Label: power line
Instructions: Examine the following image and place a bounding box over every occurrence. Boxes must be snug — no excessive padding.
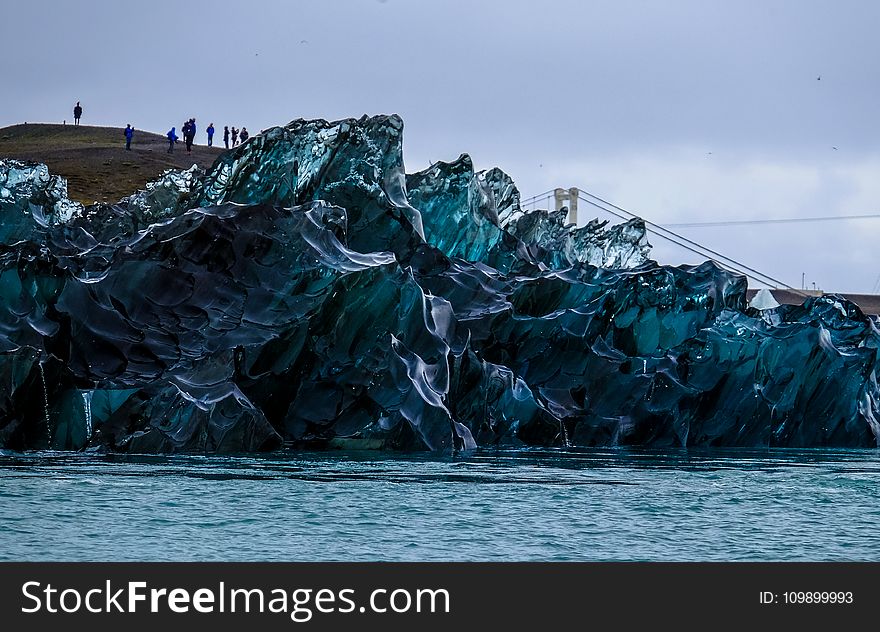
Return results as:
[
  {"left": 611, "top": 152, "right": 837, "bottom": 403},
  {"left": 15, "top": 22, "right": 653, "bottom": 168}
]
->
[{"left": 666, "top": 212, "right": 880, "bottom": 228}]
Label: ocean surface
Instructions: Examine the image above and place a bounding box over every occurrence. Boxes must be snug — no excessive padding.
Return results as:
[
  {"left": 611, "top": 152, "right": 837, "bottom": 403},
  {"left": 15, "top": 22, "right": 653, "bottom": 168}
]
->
[{"left": 1, "top": 447, "right": 878, "bottom": 561}]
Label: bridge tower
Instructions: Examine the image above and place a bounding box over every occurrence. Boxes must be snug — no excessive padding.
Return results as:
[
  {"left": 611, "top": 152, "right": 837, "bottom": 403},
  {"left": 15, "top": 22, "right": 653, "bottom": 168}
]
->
[{"left": 554, "top": 187, "right": 579, "bottom": 225}]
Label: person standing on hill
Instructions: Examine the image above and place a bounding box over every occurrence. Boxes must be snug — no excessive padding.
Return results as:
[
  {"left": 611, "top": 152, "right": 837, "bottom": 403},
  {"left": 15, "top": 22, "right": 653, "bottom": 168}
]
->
[
  {"left": 206, "top": 123, "right": 215, "bottom": 147},
  {"left": 231, "top": 127, "right": 239, "bottom": 147},
  {"left": 73, "top": 102, "right": 83, "bottom": 125},
  {"left": 223, "top": 125, "right": 230, "bottom": 149},
  {"left": 124, "top": 124, "right": 134, "bottom": 150},
  {"left": 167, "top": 127, "right": 178, "bottom": 153},
  {"left": 239, "top": 127, "right": 249, "bottom": 143},
  {"left": 183, "top": 118, "right": 195, "bottom": 152}
]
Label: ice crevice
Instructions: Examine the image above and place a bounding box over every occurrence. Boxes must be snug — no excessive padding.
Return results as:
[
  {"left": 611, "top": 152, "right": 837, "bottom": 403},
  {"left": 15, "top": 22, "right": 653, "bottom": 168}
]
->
[{"left": 0, "top": 114, "right": 877, "bottom": 453}]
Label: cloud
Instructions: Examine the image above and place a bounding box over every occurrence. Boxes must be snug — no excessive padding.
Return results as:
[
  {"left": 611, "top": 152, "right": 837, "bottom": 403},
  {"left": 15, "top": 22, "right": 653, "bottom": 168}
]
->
[{"left": 4, "top": 0, "right": 880, "bottom": 293}]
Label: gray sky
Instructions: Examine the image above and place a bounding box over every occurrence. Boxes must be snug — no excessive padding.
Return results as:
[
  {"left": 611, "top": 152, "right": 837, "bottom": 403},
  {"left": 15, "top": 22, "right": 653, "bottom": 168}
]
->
[{"left": 3, "top": 0, "right": 880, "bottom": 292}]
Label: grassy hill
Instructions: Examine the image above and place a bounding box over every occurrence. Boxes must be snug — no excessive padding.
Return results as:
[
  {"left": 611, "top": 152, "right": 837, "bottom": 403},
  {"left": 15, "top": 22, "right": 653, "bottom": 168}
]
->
[{"left": 0, "top": 123, "right": 225, "bottom": 204}]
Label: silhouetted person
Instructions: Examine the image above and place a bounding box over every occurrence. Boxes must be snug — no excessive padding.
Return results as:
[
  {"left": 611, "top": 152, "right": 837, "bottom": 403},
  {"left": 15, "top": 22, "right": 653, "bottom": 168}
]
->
[
  {"left": 206, "top": 123, "right": 215, "bottom": 147},
  {"left": 124, "top": 124, "right": 134, "bottom": 150},
  {"left": 231, "top": 127, "right": 239, "bottom": 147},
  {"left": 239, "top": 127, "right": 249, "bottom": 143},
  {"left": 73, "top": 102, "right": 82, "bottom": 125},
  {"left": 167, "top": 127, "right": 178, "bottom": 153},
  {"left": 223, "top": 125, "right": 230, "bottom": 149},
  {"left": 182, "top": 118, "right": 196, "bottom": 152}
]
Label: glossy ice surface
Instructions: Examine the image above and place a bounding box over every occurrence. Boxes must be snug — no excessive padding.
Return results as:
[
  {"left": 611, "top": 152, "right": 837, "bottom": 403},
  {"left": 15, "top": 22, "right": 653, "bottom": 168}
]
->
[{"left": 1, "top": 115, "right": 878, "bottom": 453}]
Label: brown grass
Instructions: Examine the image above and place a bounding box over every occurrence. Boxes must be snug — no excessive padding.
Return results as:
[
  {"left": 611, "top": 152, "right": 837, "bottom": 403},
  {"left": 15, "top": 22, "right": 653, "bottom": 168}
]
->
[{"left": 0, "top": 123, "right": 225, "bottom": 204}]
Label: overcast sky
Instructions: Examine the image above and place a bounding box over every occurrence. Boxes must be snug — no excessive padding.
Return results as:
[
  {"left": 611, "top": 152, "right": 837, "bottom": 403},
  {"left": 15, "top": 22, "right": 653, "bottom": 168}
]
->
[{"left": 3, "top": 0, "right": 879, "bottom": 292}]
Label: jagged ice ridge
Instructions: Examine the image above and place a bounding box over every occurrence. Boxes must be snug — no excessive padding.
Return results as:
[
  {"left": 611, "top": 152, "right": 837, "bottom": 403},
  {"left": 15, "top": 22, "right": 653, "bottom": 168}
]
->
[{"left": 1, "top": 114, "right": 878, "bottom": 453}]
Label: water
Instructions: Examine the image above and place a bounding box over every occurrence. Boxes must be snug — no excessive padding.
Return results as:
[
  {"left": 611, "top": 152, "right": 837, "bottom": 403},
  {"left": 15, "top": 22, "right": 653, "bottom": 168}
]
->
[{"left": 1, "top": 447, "right": 879, "bottom": 561}]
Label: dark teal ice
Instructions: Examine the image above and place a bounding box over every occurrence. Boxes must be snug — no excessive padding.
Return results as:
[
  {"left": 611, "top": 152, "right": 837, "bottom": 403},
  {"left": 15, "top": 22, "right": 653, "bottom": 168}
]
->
[{"left": 0, "top": 115, "right": 878, "bottom": 453}]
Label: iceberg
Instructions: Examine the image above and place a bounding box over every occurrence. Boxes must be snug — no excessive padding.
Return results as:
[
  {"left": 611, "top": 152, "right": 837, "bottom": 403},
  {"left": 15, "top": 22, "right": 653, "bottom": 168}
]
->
[{"left": 0, "top": 115, "right": 878, "bottom": 453}]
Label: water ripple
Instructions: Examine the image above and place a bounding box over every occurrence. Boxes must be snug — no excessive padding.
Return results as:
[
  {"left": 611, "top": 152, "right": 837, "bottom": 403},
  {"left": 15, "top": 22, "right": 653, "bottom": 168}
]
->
[{"left": 1, "top": 447, "right": 879, "bottom": 561}]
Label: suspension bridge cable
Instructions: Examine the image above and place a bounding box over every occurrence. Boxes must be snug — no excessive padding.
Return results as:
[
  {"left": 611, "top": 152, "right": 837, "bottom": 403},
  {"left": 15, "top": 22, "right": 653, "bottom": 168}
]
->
[
  {"left": 576, "top": 195, "right": 784, "bottom": 288},
  {"left": 575, "top": 191, "right": 807, "bottom": 294},
  {"left": 519, "top": 189, "right": 555, "bottom": 205},
  {"left": 871, "top": 272, "right": 880, "bottom": 295},
  {"left": 517, "top": 189, "right": 801, "bottom": 291},
  {"left": 578, "top": 191, "right": 801, "bottom": 292}
]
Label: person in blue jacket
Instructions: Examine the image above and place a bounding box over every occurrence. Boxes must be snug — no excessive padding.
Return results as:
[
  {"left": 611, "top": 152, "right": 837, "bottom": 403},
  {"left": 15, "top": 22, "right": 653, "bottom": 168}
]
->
[
  {"left": 206, "top": 123, "right": 215, "bottom": 147},
  {"left": 124, "top": 124, "right": 134, "bottom": 150},
  {"left": 167, "top": 127, "right": 178, "bottom": 153}
]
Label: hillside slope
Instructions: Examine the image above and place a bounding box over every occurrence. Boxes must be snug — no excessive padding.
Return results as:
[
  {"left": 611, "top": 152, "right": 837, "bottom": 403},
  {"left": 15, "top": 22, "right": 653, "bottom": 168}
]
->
[{"left": 0, "top": 123, "right": 225, "bottom": 204}]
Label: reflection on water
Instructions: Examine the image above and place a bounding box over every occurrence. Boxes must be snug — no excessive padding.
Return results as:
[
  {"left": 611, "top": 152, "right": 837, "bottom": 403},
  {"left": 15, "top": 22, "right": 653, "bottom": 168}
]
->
[{"left": 1, "top": 447, "right": 879, "bottom": 561}]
